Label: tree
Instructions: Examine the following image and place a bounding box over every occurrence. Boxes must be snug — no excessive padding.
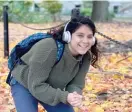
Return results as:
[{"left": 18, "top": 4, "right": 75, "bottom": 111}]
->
[
  {"left": 81, "top": 1, "right": 93, "bottom": 17},
  {"left": 0, "top": 1, "right": 7, "bottom": 20},
  {"left": 41, "top": 0, "right": 62, "bottom": 21},
  {"left": 83, "top": 1, "right": 93, "bottom": 8},
  {"left": 91, "top": 1, "right": 109, "bottom": 22},
  {"left": 0, "top": 1, "right": 32, "bottom": 22}
]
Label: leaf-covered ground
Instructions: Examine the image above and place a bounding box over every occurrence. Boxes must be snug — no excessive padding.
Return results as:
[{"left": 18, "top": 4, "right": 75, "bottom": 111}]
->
[{"left": 0, "top": 22, "right": 132, "bottom": 112}]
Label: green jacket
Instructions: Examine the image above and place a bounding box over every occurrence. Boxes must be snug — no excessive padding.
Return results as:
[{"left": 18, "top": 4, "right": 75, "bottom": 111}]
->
[{"left": 11, "top": 38, "right": 91, "bottom": 106}]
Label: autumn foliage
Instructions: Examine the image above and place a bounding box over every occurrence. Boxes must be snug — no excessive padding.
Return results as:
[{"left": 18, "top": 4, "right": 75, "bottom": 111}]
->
[{"left": 0, "top": 22, "right": 132, "bottom": 112}]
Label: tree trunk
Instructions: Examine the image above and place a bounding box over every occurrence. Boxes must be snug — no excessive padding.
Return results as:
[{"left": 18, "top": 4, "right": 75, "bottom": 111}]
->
[{"left": 91, "top": 1, "right": 109, "bottom": 22}]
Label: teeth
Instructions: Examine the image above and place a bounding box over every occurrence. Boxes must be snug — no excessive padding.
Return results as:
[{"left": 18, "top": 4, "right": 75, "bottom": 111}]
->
[
  {"left": 79, "top": 45, "right": 87, "bottom": 48},
  {"left": 81, "top": 46, "right": 87, "bottom": 47}
]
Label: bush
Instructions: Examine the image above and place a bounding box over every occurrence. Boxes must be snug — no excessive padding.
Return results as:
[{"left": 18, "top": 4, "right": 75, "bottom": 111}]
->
[
  {"left": 9, "top": 11, "right": 53, "bottom": 23},
  {"left": 81, "top": 8, "right": 92, "bottom": 17}
]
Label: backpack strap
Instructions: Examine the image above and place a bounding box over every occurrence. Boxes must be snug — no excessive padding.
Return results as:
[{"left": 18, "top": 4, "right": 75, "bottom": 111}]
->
[{"left": 54, "top": 40, "right": 65, "bottom": 65}]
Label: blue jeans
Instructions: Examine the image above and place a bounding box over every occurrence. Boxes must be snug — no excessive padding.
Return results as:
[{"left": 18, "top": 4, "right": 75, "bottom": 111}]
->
[{"left": 10, "top": 77, "right": 74, "bottom": 112}]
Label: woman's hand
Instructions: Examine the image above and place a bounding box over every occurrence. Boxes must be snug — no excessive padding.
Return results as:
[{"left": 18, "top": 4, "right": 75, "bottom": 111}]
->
[{"left": 67, "top": 91, "right": 83, "bottom": 107}]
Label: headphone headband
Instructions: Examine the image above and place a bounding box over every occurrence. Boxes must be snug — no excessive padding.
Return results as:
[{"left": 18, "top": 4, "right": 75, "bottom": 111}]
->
[{"left": 64, "top": 21, "right": 70, "bottom": 32}]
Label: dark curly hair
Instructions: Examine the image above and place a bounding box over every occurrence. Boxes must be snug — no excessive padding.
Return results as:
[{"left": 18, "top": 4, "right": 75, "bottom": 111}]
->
[{"left": 48, "top": 16, "right": 99, "bottom": 67}]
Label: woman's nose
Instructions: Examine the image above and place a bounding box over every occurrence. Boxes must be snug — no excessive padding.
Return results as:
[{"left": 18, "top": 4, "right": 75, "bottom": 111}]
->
[{"left": 83, "top": 37, "right": 89, "bottom": 43}]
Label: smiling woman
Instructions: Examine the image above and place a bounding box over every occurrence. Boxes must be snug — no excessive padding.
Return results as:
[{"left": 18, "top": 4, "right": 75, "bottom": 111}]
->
[
  {"left": 51, "top": 16, "right": 98, "bottom": 66},
  {"left": 8, "top": 15, "right": 99, "bottom": 112}
]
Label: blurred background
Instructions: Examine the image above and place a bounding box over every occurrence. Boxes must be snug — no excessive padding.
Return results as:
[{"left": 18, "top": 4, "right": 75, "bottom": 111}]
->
[
  {"left": 0, "top": 1, "right": 132, "bottom": 112},
  {"left": 0, "top": 0, "right": 132, "bottom": 23}
]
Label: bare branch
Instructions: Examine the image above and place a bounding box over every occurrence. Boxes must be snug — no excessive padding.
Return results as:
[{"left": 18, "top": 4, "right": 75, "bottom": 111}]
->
[{"left": 116, "top": 55, "right": 132, "bottom": 64}]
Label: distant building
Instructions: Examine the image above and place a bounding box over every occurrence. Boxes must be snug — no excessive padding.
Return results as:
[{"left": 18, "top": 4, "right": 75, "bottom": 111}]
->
[{"left": 109, "top": 1, "right": 132, "bottom": 17}]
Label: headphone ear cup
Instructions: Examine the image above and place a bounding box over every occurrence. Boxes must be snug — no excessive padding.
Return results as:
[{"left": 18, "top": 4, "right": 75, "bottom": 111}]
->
[
  {"left": 92, "top": 36, "right": 96, "bottom": 46},
  {"left": 63, "top": 31, "right": 71, "bottom": 43},
  {"left": 67, "top": 31, "right": 71, "bottom": 42}
]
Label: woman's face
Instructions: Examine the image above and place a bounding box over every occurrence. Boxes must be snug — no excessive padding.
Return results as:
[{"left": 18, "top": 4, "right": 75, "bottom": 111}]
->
[{"left": 68, "top": 25, "right": 94, "bottom": 56}]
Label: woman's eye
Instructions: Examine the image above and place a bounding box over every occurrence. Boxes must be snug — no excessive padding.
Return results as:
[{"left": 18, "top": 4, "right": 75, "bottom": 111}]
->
[
  {"left": 78, "top": 35, "right": 84, "bottom": 38},
  {"left": 88, "top": 36, "right": 93, "bottom": 39}
]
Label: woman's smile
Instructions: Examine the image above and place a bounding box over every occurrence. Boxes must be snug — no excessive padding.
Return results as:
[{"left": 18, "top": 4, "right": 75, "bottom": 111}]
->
[{"left": 78, "top": 44, "right": 89, "bottom": 49}]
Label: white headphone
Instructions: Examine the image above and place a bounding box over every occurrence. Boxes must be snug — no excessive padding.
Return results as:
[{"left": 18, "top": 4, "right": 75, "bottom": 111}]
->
[
  {"left": 62, "top": 21, "right": 96, "bottom": 46},
  {"left": 92, "top": 36, "right": 96, "bottom": 46},
  {"left": 62, "top": 21, "right": 71, "bottom": 43}
]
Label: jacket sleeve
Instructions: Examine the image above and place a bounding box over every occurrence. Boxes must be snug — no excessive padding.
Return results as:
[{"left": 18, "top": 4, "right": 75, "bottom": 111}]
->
[
  {"left": 65, "top": 52, "right": 91, "bottom": 95},
  {"left": 27, "top": 39, "right": 69, "bottom": 106}
]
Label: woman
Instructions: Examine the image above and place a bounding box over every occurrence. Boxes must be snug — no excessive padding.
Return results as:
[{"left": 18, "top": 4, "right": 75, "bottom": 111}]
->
[{"left": 9, "top": 16, "right": 99, "bottom": 112}]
